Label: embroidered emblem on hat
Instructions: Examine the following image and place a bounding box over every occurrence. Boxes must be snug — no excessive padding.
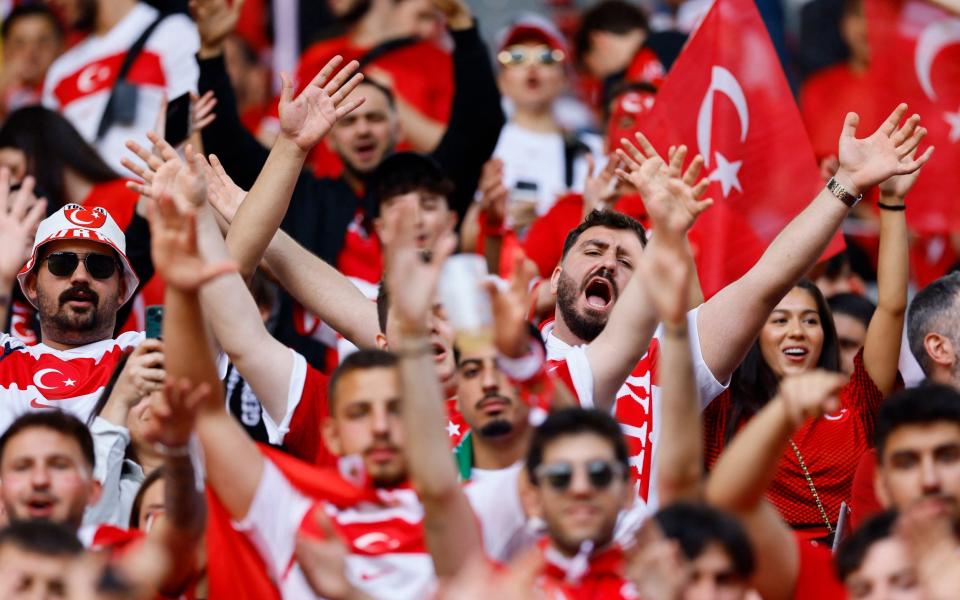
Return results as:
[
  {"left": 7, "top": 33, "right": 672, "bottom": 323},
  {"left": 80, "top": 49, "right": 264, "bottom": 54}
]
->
[{"left": 64, "top": 206, "right": 107, "bottom": 228}]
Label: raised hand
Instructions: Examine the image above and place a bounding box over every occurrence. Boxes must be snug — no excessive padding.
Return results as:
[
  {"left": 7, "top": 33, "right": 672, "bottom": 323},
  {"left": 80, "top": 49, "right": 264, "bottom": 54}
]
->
[
  {"left": 476, "top": 158, "right": 508, "bottom": 226},
  {"left": 201, "top": 153, "right": 247, "bottom": 223},
  {"left": 382, "top": 196, "right": 457, "bottom": 334},
  {"left": 277, "top": 56, "right": 365, "bottom": 152},
  {"left": 189, "top": 0, "right": 245, "bottom": 56},
  {"left": 148, "top": 195, "right": 237, "bottom": 292},
  {"left": 638, "top": 236, "right": 692, "bottom": 327},
  {"left": 878, "top": 145, "right": 930, "bottom": 201},
  {"left": 113, "top": 339, "right": 166, "bottom": 406},
  {"left": 624, "top": 520, "right": 690, "bottom": 600},
  {"left": 191, "top": 90, "right": 218, "bottom": 135},
  {"left": 615, "top": 132, "right": 712, "bottom": 236},
  {"left": 141, "top": 377, "right": 212, "bottom": 448},
  {"left": 0, "top": 170, "right": 45, "bottom": 284},
  {"left": 582, "top": 153, "right": 620, "bottom": 218},
  {"left": 435, "top": 548, "right": 543, "bottom": 600},
  {"left": 295, "top": 510, "right": 363, "bottom": 600},
  {"left": 775, "top": 370, "right": 846, "bottom": 427},
  {"left": 836, "top": 104, "right": 934, "bottom": 195},
  {"left": 482, "top": 252, "right": 539, "bottom": 358}
]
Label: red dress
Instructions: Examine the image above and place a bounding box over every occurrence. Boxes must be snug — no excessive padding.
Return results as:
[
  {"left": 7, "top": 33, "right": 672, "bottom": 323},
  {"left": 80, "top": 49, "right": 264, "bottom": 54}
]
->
[{"left": 704, "top": 350, "right": 884, "bottom": 538}]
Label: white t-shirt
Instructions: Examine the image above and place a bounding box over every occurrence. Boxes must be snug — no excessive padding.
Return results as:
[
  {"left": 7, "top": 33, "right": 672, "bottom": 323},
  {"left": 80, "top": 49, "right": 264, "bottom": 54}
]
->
[
  {"left": 235, "top": 460, "right": 437, "bottom": 599},
  {"left": 544, "top": 307, "right": 727, "bottom": 517},
  {"left": 0, "top": 331, "right": 145, "bottom": 434},
  {"left": 492, "top": 123, "right": 604, "bottom": 217},
  {"left": 42, "top": 3, "right": 199, "bottom": 172}
]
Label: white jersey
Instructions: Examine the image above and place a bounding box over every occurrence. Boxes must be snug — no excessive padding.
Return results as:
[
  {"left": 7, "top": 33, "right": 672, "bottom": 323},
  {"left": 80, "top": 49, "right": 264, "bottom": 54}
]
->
[
  {"left": 235, "top": 460, "right": 436, "bottom": 599},
  {"left": 42, "top": 3, "right": 199, "bottom": 172},
  {"left": 544, "top": 307, "right": 727, "bottom": 517},
  {"left": 0, "top": 331, "right": 145, "bottom": 434}
]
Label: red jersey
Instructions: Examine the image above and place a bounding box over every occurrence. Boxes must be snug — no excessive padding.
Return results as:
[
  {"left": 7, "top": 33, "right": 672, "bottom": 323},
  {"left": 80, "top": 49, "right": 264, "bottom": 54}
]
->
[
  {"left": 535, "top": 540, "right": 639, "bottom": 599},
  {"left": 849, "top": 449, "right": 883, "bottom": 530},
  {"left": 793, "top": 534, "right": 847, "bottom": 600},
  {"left": 799, "top": 63, "right": 882, "bottom": 161},
  {"left": 704, "top": 350, "right": 884, "bottom": 536}
]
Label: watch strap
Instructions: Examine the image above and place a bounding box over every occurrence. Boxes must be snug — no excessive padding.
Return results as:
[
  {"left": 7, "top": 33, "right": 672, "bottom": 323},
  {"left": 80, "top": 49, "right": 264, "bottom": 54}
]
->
[{"left": 826, "top": 177, "right": 862, "bottom": 208}]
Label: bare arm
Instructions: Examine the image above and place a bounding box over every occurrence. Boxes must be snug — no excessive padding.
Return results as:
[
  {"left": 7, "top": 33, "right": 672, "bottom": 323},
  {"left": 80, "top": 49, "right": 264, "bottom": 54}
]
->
[
  {"left": 0, "top": 173, "right": 44, "bottom": 329},
  {"left": 704, "top": 371, "right": 846, "bottom": 600},
  {"left": 699, "top": 105, "right": 933, "bottom": 383},
  {"left": 384, "top": 196, "right": 482, "bottom": 576},
  {"left": 863, "top": 159, "right": 926, "bottom": 394}
]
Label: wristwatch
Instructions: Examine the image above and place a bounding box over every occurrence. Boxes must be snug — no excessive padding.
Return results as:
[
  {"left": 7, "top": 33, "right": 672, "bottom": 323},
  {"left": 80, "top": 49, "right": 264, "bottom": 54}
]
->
[{"left": 826, "top": 177, "right": 862, "bottom": 208}]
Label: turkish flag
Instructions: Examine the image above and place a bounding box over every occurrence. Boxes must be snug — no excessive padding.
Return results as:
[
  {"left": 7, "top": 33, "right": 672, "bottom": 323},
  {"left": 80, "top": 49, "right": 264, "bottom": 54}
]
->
[
  {"left": 866, "top": 0, "right": 960, "bottom": 234},
  {"left": 639, "top": 0, "right": 844, "bottom": 298}
]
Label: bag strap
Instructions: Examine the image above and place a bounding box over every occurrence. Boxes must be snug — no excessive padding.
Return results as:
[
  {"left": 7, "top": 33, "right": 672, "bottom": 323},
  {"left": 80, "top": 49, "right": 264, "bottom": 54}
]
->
[
  {"left": 95, "top": 14, "right": 166, "bottom": 141},
  {"left": 563, "top": 133, "right": 591, "bottom": 189},
  {"left": 356, "top": 36, "right": 419, "bottom": 70}
]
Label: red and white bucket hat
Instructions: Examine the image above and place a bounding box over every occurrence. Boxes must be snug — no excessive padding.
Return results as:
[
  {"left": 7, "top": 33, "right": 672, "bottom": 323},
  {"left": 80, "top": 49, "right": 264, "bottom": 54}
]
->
[{"left": 16, "top": 204, "right": 140, "bottom": 308}]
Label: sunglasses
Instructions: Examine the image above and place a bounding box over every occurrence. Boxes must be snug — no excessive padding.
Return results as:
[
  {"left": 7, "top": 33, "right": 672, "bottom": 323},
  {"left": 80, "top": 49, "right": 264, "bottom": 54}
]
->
[
  {"left": 43, "top": 252, "right": 118, "bottom": 280},
  {"left": 497, "top": 45, "right": 566, "bottom": 68},
  {"left": 535, "top": 459, "right": 624, "bottom": 492}
]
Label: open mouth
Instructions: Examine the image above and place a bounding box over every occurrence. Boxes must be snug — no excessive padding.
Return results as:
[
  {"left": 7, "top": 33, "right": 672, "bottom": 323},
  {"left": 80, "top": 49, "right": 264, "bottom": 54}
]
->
[
  {"left": 583, "top": 277, "right": 614, "bottom": 310},
  {"left": 26, "top": 497, "right": 55, "bottom": 517},
  {"left": 431, "top": 341, "right": 448, "bottom": 364},
  {"left": 354, "top": 141, "right": 377, "bottom": 161},
  {"left": 782, "top": 346, "right": 809, "bottom": 361}
]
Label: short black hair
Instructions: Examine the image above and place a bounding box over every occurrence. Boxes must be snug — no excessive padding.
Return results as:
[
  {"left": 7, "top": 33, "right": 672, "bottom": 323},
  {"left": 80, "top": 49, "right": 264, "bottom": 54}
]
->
[
  {"left": 654, "top": 502, "right": 755, "bottom": 579},
  {"left": 828, "top": 292, "right": 876, "bottom": 329},
  {"left": 327, "top": 349, "right": 398, "bottom": 414},
  {"left": 0, "top": 519, "right": 83, "bottom": 556},
  {"left": 368, "top": 152, "right": 454, "bottom": 218},
  {"left": 835, "top": 510, "right": 898, "bottom": 581},
  {"left": 357, "top": 77, "right": 396, "bottom": 109},
  {"left": 376, "top": 280, "right": 390, "bottom": 334},
  {"left": 561, "top": 209, "right": 647, "bottom": 261},
  {"left": 573, "top": 0, "right": 648, "bottom": 67},
  {"left": 907, "top": 272, "right": 960, "bottom": 375},
  {"left": 526, "top": 408, "right": 629, "bottom": 484},
  {"left": 875, "top": 383, "right": 960, "bottom": 461},
  {"left": 0, "top": 411, "right": 95, "bottom": 470},
  {"left": 1, "top": 3, "right": 63, "bottom": 40}
]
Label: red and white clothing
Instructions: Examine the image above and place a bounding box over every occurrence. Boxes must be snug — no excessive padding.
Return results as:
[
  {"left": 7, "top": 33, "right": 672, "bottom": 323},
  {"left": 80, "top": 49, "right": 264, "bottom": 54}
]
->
[
  {"left": 234, "top": 458, "right": 436, "bottom": 599},
  {"left": 0, "top": 331, "right": 145, "bottom": 434},
  {"left": 41, "top": 3, "right": 199, "bottom": 172},
  {"left": 535, "top": 540, "right": 639, "bottom": 599},
  {"left": 544, "top": 307, "right": 728, "bottom": 515}
]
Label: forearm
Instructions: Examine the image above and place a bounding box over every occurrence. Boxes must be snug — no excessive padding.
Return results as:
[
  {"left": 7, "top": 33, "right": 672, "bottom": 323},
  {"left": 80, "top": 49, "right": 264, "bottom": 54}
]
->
[
  {"left": 656, "top": 326, "right": 703, "bottom": 504},
  {"left": 704, "top": 399, "right": 793, "bottom": 512},
  {"left": 394, "top": 97, "right": 444, "bottom": 152},
  {"left": 263, "top": 231, "right": 380, "bottom": 348},
  {"left": 155, "top": 455, "right": 205, "bottom": 595},
  {"left": 226, "top": 136, "right": 307, "bottom": 278},
  {"left": 163, "top": 287, "right": 221, "bottom": 392},
  {"left": 863, "top": 195, "right": 908, "bottom": 393}
]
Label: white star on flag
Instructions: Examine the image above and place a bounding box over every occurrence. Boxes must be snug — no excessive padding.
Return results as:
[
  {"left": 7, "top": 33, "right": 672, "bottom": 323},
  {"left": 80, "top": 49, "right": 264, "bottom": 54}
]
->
[
  {"left": 708, "top": 151, "right": 743, "bottom": 197},
  {"left": 445, "top": 421, "right": 461, "bottom": 438},
  {"left": 945, "top": 107, "right": 960, "bottom": 143},
  {"left": 63, "top": 378, "right": 76, "bottom": 387}
]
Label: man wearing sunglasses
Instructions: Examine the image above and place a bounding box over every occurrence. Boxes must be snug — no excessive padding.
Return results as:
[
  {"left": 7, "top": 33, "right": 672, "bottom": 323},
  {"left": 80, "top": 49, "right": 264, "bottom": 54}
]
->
[{"left": 0, "top": 203, "right": 142, "bottom": 433}]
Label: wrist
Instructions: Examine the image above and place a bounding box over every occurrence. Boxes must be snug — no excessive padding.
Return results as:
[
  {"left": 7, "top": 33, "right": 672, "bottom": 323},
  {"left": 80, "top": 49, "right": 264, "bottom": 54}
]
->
[
  {"left": 831, "top": 169, "right": 861, "bottom": 199},
  {"left": 446, "top": 13, "right": 473, "bottom": 31},
  {"left": 878, "top": 192, "right": 906, "bottom": 205},
  {"left": 275, "top": 134, "right": 310, "bottom": 158}
]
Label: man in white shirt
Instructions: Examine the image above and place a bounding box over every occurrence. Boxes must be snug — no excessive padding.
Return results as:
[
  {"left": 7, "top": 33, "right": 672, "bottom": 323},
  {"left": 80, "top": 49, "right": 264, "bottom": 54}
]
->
[{"left": 42, "top": 0, "right": 198, "bottom": 171}]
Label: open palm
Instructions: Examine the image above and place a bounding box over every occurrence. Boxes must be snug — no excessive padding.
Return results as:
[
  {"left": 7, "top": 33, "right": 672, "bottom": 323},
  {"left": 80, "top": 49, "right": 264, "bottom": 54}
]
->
[
  {"left": 0, "top": 173, "right": 45, "bottom": 281},
  {"left": 837, "top": 104, "right": 933, "bottom": 192},
  {"left": 278, "top": 56, "right": 365, "bottom": 152}
]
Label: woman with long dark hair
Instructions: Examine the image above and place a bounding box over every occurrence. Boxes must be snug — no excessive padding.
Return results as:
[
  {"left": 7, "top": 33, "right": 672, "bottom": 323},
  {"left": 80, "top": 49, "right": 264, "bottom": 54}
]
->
[{"left": 703, "top": 166, "right": 917, "bottom": 541}]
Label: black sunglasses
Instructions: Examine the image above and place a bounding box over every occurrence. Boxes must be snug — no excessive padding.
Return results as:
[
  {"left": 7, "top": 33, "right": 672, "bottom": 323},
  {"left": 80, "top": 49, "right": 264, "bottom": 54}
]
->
[
  {"left": 43, "top": 252, "right": 118, "bottom": 280},
  {"left": 535, "top": 459, "right": 624, "bottom": 492}
]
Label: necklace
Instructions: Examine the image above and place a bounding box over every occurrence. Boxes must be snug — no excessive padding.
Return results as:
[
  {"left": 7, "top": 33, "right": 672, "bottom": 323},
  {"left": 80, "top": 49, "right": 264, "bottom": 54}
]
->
[{"left": 788, "top": 439, "right": 834, "bottom": 534}]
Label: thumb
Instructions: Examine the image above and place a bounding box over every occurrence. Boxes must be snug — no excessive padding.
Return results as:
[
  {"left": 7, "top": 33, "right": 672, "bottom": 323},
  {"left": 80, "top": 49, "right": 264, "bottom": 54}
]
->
[
  {"left": 841, "top": 112, "right": 860, "bottom": 140},
  {"left": 279, "top": 72, "right": 294, "bottom": 107}
]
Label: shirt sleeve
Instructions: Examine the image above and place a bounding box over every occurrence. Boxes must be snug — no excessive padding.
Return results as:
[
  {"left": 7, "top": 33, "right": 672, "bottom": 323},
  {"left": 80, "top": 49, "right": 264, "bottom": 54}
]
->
[
  {"left": 659, "top": 305, "right": 729, "bottom": 408},
  {"left": 233, "top": 459, "right": 313, "bottom": 582},
  {"left": 83, "top": 417, "right": 133, "bottom": 528},
  {"left": 843, "top": 347, "right": 885, "bottom": 435},
  {"left": 261, "top": 349, "right": 332, "bottom": 465}
]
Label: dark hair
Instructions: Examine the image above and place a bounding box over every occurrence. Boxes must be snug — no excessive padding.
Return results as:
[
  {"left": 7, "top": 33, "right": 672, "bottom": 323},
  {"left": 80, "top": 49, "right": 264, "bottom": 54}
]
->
[
  {"left": 356, "top": 77, "right": 396, "bottom": 109},
  {"left": 561, "top": 209, "right": 647, "bottom": 261},
  {"left": 526, "top": 408, "right": 629, "bottom": 484},
  {"left": 842, "top": 0, "right": 864, "bottom": 17},
  {"left": 0, "top": 411, "right": 95, "bottom": 470},
  {"left": 654, "top": 502, "right": 755, "bottom": 579},
  {"left": 726, "top": 280, "right": 840, "bottom": 443},
  {"left": 835, "top": 510, "right": 898, "bottom": 581},
  {"left": 828, "top": 293, "right": 876, "bottom": 329},
  {"left": 129, "top": 466, "right": 165, "bottom": 529},
  {"left": 573, "top": 0, "right": 648, "bottom": 67},
  {"left": 0, "top": 106, "right": 120, "bottom": 212},
  {"left": 1, "top": 3, "right": 64, "bottom": 40},
  {"left": 328, "top": 349, "right": 398, "bottom": 413},
  {"left": 376, "top": 280, "right": 390, "bottom": 334},
  {"left": 0, "top": 519, "right": 83, "bottom": 556},
  {"left": 368, "top": 152, "right": 454, "bottom": 217},
  {"left": 249, "top": 270, "right": 278, "bottom": 313},
  {"left": 875, "top": 383, "right": 960, "bottom": 461},
  {"left": 907, "top": 272, "right": 960, "bottom": 376}
]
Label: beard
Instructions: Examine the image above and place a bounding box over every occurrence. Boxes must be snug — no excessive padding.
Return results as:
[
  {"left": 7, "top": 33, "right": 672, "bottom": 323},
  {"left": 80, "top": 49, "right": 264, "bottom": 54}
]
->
[
  {"left": 556, "top": 270, "right": 610, "bottom": 343},
  {"left": 478, "top": 418, "right": 514, "bottom": 438},
  {"left": 36, "top": 284, "right": 117, "bottom": 343}
]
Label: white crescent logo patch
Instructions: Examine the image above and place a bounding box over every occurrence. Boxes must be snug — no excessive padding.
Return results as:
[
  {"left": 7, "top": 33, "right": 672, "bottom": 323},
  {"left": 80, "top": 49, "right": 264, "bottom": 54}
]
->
[
  {"left": 33, "top": 368, "right": 64, "bottom": 390},
  {"left": 696, "top": 65, "right": 749, "bottom": 197}
]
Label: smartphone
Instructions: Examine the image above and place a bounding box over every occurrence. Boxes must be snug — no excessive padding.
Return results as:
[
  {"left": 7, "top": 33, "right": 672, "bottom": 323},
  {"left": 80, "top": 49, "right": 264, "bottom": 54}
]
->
[
  {"left": 164, "top": 92, "right": 191, "bottom": 147},
  {"left": 145, "top": 305, "right": 164, "bottom": 339}
]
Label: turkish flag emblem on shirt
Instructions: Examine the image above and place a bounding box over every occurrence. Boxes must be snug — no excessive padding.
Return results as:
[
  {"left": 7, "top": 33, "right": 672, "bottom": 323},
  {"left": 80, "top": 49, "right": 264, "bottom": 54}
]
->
[
  {"left": 639, "top": 0, "right": 844, "bottom": 298},
  {"left": 866, "top": 0, "right": 960, "bottom": 234}
]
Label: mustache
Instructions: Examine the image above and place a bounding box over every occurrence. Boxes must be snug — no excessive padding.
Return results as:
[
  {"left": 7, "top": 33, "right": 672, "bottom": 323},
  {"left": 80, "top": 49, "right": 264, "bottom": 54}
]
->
[
  {"left": 477, "top": 392, "right": 512, "bottom": 410},
  {"left": 58, "top": 285, "right": 99, "bottom": 306}
]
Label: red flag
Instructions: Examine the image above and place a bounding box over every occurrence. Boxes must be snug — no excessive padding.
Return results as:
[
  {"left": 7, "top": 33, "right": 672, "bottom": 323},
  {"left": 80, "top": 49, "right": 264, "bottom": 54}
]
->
[
  {"left": 639, "top": 0, "right": 844, "bottom": 298},
  {"left": 866, "top": 0, "right": 960, "bottom": 234},
  {"left": 205, "top": 445, "right": 369, "bottom": 600}
]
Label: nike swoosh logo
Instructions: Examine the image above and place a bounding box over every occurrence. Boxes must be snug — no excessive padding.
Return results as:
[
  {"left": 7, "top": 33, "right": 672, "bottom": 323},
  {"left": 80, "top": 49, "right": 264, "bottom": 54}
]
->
[{"left": 30, "top": 399, "right": 56, "bottom": 409}]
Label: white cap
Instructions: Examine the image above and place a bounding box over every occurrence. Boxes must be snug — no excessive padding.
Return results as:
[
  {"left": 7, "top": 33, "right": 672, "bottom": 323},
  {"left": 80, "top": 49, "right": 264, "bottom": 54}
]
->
[{"left": 17, "top": 204, "right": 140, "bottom": 308}]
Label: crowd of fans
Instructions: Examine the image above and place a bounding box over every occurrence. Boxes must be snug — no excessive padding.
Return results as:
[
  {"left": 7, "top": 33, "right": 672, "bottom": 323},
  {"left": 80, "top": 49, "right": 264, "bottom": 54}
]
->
[{"left": 0, "top": 0, "right": 959, "bottom": 597}]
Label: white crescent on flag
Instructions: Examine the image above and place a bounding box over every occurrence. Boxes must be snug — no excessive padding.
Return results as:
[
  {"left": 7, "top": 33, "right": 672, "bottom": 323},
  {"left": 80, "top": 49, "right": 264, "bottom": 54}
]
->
[
  {"left": 32, "top": 368, "right": 64, "bottom": 390},
  {"left": 696, "top": 66, "right": 750, "bottom": 196},
  {"left": 915, "top": 18, "right": 960, "bottom": 101}
]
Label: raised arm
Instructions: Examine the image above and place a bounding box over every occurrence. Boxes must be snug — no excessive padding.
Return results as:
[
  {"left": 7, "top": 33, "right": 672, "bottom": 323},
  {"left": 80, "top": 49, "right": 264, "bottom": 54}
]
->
[
  {"left": 0, "top": 172, "right": 44, "bottom": 329},
  {"left": 698, "top": 105, "right": 933, "bottom": 383},
  {"left": 383, "top": 197, "right": 483, "bottom": 576},
  {"left": 863, "top": 153, "right": 927, "bottom": 394},
  {"left": 704, "top": 371, "right": 846, "bottom": 600}
]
